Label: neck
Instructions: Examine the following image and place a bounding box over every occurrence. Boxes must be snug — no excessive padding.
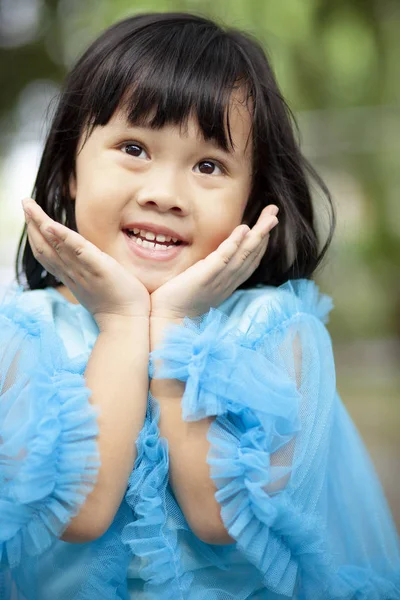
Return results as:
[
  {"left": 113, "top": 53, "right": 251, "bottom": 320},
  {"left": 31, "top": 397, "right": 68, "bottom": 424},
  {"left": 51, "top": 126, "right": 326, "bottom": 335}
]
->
[{"left": 55, "top": 284, "right": 80, "bottom": 305}]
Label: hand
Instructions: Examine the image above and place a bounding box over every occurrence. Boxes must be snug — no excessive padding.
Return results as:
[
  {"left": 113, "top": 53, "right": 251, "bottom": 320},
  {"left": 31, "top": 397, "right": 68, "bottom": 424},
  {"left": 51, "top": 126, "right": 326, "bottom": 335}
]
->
[
  {"left": 150, "top": 205, "right": 279, "bottom": 320},
  {"left": 22, "top": 198, "right": 151, "bottom": 328}
]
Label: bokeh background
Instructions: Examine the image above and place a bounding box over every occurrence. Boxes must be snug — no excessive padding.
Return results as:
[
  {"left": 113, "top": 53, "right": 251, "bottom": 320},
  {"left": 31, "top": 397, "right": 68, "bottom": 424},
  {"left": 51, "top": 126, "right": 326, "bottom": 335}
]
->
[{"left": 1, "top": 0, "right": 399, "bottom": 529}]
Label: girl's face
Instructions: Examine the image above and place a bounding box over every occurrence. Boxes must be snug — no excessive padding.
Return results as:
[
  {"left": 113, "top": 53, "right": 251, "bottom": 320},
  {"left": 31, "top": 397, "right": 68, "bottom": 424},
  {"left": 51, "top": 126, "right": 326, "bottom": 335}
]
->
[{"left": 69, "top": 92, "right": 253, "bottom": 294}]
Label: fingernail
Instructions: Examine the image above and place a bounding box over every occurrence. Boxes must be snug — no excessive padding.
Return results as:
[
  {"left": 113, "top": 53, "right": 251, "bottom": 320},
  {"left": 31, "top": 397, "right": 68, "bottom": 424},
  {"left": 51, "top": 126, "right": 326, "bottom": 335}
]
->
[{"left": 268, "top": 205, "right": 279, "bottom": 216}]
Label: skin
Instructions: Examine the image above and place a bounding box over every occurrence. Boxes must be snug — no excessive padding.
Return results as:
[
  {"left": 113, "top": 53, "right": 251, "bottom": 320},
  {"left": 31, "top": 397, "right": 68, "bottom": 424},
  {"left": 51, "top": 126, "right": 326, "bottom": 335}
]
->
[{"left": 23, "top": 89, "right": 279, "bottom": 321}]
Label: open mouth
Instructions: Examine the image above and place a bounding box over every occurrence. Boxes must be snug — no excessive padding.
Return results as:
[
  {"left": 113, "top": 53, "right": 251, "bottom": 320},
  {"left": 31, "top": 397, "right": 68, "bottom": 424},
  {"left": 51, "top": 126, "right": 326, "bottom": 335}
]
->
[{"left": 123, "top": 229, "right": 188, "bottom": 261}]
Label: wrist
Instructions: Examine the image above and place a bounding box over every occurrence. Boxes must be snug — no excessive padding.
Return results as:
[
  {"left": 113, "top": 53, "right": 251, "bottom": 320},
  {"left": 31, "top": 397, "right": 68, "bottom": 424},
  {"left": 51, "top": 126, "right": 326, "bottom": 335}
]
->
[
  {"left": 150, "top": 315, "right": 184, "bottom": 348},
  {"left": 150, "top": 316, "right": 184, "bottom": 325},
  {"left": 96, "top": 313, "right": 150, "bottom": 334}
]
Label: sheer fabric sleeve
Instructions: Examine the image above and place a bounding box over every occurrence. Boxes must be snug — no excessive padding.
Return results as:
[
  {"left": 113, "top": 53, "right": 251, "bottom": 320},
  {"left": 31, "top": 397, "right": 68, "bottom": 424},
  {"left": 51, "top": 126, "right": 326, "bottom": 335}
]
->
[
  {"left": 149, "top": 279, "right": 400, "bottom": 600},
  {"left": 0, "top": 293, "right": 101, "bottom": 569}
]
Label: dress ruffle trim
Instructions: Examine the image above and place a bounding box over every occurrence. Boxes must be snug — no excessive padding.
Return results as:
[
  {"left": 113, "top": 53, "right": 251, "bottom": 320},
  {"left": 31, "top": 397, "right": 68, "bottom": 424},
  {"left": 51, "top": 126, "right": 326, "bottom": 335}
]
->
[
  {"left": 122, "top": 393, "right": 193, "bottom": 599},
  {"left": 207, "top": 413, "right": 400, "bottom": 599},
  {"left": 150, "top": 306, "right": 302, "bottom": 439},
  {"left": 149, "top": 279, "right": 332, "bottom": 383},
  {"left": 148, "top": 280, "right": 323, "bottom": 431},
  {"left": 280, "top": 278, "right": 334, "bottom": 325},
  {"left": 240, "top": 278, "right": 333, "bottom": 351},
  {"left": 0, "top": 294, "right": 101, "bottom": 569},
  {"left": 75, "top": 508, "right": 132, "bottom": 600}
]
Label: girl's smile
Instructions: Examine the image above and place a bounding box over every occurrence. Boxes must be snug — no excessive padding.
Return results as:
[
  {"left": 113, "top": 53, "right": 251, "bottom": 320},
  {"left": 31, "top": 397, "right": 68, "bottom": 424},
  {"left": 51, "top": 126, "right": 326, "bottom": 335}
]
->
[{"left": 123, "top": 228, "right": 188, "bottom": 262}]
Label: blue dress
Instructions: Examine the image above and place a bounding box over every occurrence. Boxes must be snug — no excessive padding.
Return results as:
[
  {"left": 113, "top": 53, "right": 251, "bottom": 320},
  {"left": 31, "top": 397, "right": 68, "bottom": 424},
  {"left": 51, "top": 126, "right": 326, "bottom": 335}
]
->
[{"left": 0, "top": 279, "right": 399, "bottom": 600}]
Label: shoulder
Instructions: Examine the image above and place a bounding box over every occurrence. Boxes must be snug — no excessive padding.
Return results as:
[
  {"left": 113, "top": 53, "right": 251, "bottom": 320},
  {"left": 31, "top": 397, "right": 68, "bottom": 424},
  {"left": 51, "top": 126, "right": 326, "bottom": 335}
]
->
[
  {"left": 0, "top": 283, "right": 98, "bottom": 360},
  {"left": 0, "top": 284, "right": 68, "bottom": 377},
  {"left": 0, "top": 282, "right": 54, "bottom": 335},
  {"left": 220, "top": 279, "right": 334, "bottom": 336}
]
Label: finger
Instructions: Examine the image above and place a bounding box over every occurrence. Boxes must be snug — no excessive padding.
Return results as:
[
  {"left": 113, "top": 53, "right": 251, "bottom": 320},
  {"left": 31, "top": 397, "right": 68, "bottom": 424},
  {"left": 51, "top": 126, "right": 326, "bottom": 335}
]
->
[
  {"left": 40, "top": 220, "right": 109, "bottom": 278},
  {"left": 239, "top": 206, "right": 279, "bottom": 268},
  {"left": 26, "top": 219, "right": 67, "bottom": 281},
  {"left": 177, "top": 216, "right": 270, "bottom": 289},
  {"left": 23, "top": 198, "right": 58, "bottom": 246},
  {"left": 25, "top": 219, "right": 52, "bottom": 258},
  {"left": 22, "top": 198, "right": 67, "bottom": 253},
  {"left": 228, "top": 211, "right": 278, "bottom": 287},
  {"left": 248, "top": 232, "right": 270, "bottom": 270},
  {"left": 208, "top": 224, "right": 250, "bottom": 270},
  {"left": 22, "top": 198, "right": 47, "bottom": 226},
  {"left": 241, "top": 209, "right": 278, "bottom": 266},
  {"left": 23, "top": 199, "right": 106, "bottom": 277},
  {"left": 252, "top": 210, "right": 279, "bottom": 240},
  {"left": 23, "top": 199, "right": 100, "bottom": 283},
  {"left": 175, "top": 224, "right": 248, "bottom": 289},
  {"left": 231, "top": 233, "right": 269, "bottom": 288},
  {"left": 23, "top": 199, "right": 71, "bottom": 271},
  {"left": 264, "top": 204, "right": 279, "bottom": 217},
  {"left": 206, "top": 215, "right": 271, "bottom": 275},
  {"left": 208, "top": 211, "right": 277, "bottom": 277},
  {"left": 218, "top": 224, "right": 250, "bottom": 257},
  {"left": 236, "top": 214, "right": 277, "bottom": 265}
]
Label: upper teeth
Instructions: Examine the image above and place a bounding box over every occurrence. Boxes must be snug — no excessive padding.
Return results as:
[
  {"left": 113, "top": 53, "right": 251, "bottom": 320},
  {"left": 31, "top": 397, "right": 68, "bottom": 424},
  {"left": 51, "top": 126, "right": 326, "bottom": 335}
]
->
[{"left": 129, "top": 228, "right": 179, "bottom": 243}]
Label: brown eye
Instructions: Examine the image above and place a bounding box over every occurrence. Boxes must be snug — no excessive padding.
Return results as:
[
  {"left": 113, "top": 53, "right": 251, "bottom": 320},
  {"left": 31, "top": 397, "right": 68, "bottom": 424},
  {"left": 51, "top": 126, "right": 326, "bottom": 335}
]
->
[
  {"left": 196, "top": 161, "right": 223, "bottom": 175},
  {"left": 121, "top": 143, "right": 147, "bottom": 158}
]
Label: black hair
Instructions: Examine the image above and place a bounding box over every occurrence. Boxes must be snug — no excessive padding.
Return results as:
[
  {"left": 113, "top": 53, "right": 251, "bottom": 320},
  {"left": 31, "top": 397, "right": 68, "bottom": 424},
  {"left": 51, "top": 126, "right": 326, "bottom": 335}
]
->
[{"left": 16, "top": 11, "right": 335, "bottom": 290}]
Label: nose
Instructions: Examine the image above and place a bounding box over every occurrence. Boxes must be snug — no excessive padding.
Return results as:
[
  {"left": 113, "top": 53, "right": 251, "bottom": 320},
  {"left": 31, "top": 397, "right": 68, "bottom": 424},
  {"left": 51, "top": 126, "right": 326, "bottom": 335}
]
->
[{"left": 135, "top": 169, "right": 188, "bottom": 215}]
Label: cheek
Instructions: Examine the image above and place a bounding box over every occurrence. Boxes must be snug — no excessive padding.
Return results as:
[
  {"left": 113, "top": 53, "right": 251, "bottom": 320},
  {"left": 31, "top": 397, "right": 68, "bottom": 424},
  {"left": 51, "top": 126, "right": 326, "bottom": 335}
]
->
[
  {"left": 196, "top": 215, "right": 242, "bottom": 255},
  {"left": 74, "top": 197, "right": 114, "bottom": 244},
  {"left": 75, "top": 156, "right": 128, "bottom": 202},
  {"left": 208, "top": 198, "right": 246, "bottom": 234},
  {"left": 75, "top": 178, "right": 126, "bottom": 230}
]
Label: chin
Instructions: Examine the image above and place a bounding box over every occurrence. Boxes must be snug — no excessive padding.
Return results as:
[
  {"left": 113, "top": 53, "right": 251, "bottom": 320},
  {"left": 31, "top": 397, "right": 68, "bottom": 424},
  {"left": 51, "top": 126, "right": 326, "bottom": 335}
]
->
[
  {"left": 130, "top": 263, "right": 186, "bottom": 295},
  {"left": 136, "top": 274, "right": 166, "bottom": 295},
  {"left": 144, "top": 282, "right": 158, "bottom": 294}
]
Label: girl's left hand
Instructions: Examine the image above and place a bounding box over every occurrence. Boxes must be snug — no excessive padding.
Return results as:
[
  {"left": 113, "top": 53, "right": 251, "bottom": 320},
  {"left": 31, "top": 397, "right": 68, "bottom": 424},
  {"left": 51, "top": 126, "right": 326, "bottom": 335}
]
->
[{"left": 150, "top": 205, "right": 279, "bottom": 320}]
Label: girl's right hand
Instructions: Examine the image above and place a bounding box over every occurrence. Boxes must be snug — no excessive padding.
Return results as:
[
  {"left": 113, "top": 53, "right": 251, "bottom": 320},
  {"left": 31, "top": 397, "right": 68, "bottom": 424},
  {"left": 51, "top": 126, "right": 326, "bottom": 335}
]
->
[{"left": 22, "top": 198, "right": 151, "bottom": 328}]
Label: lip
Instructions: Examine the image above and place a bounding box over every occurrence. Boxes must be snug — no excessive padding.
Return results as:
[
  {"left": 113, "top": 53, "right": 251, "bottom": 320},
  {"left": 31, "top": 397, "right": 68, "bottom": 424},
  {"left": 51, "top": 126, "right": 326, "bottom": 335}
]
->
[
  {"left": 123, "top": 230, "right": 187, "bottom": 262},
  {"left": 122, "top": 221, "right": 189, "bottom": 243}
]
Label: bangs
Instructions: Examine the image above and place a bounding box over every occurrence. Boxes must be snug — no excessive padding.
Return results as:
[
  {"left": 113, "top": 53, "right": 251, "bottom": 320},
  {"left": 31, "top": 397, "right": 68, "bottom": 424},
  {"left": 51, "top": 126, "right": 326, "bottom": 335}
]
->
[{"left": 81, "top": 16, "right": 253, "bottom": 151}]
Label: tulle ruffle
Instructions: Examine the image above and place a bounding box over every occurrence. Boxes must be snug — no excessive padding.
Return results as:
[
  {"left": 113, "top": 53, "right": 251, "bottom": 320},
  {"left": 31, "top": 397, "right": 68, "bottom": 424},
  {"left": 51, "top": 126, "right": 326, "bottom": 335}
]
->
[
  {"left": 207, "top": 413, "right": 400, "bottom": 599},
  {"left": 122, "top": 393, "right": 193, "bottom": 598},
  {"left": 72, "top": 503, "right": 133, "bottom": 600},
  {"left": 150, "top": 306, "right": 302, "bottom": 441},
  {"left": 0, "top": 293, "right": 101, "bottom": 569},
  {"left": 237, "top": 278, "right": 334, "bottom": 352}
]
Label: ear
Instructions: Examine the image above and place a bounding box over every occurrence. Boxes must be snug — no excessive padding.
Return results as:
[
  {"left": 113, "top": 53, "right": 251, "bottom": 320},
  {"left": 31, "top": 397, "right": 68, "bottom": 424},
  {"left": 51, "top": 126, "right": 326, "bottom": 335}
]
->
[{"left": 68, "top": 173, "right": 77, "bottom": 199}]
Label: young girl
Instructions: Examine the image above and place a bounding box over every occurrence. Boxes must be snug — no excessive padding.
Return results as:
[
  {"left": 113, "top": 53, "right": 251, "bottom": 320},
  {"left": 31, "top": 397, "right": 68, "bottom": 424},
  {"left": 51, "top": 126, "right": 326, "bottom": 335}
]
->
[{"left": 0, "top": 11, "right": 399, "bottom": 600}]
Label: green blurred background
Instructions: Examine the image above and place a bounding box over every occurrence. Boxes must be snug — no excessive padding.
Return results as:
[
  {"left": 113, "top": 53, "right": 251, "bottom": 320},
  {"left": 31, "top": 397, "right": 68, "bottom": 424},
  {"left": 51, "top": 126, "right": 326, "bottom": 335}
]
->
[{"left": 0, "top": 0, "right": 399, "bottom": 529}]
